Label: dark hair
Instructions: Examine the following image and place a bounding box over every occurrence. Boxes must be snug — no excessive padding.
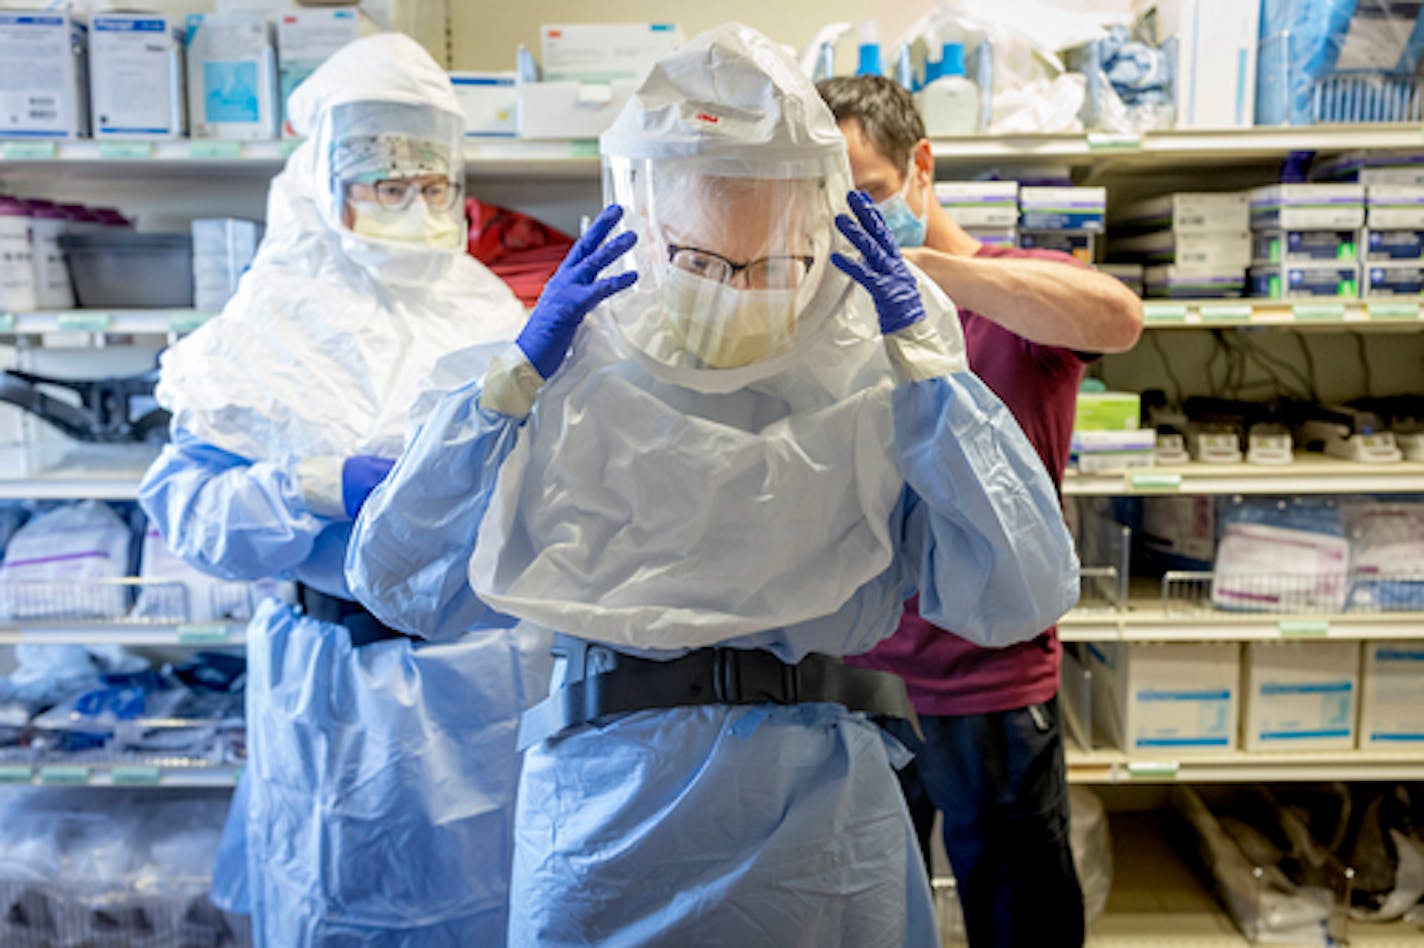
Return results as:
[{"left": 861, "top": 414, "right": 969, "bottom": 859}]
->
[{"left": 816, "top": 75, "right": 925, "bottom": 172}]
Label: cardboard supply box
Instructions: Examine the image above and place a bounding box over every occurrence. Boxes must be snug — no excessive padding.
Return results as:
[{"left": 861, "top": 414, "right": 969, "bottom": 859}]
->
[
  {"left": 1242, "top": 642, "right": 1360, "bottom": 752},
  {"left": 276, "top": 8, "right": 363, "bottom": 136},
  {"left": 540, "top": 23, "right": 681, "bottom": 82},
  {"left": 1250, "top": 184, "right": 1366, "bottom": 231},
  {"left": 1366, "top": 186, "right": 1424, "bottom": 230},
  {"left": 1248, "top": 262, "right": 1359, "bottom": 299},
  {"left": 1019, "top": 187, "right": 1106, "bottom": 233},
  {"left": 1089, "top": 642, "right": 1241, "bottom": 755},
  {"left": 89, "top": 14, "right": 185, "bottom": 140},
  {"left": 186, "top": 14, "right": 279, "bottom": 140},
  {"left": 1135, "top": 0, "right": 1258, "bottom": 128},
  {"left": 935, "top": 181, "right": 1019, "bottom": 229},
  {"left": 1363, "top": 229, "right": 1424, "bottom": 262},
  {"left": 450, "top": 72, "right": 517, "bottom": 138},
  {"left": 0, "top": 12, "right": 88, "bottom": 139},
  {"left": 517, "top": 79, "right": 636, "bottom": 140},
  {"left": 1251, "top": 229, "right": 1357, "bottom": 265},
  {"left": 1359, "top": 640, "right": 1424, "bottom": 748},
  {"left": 1364, "top": 264, "right": 1424, "bottom": 297},
  {"left": 1143, "top": 264, "right": 1245, "bottom": 298},
  {"left": 1074, "top": 391, "right": 1141, "bottom": 431},
  {"left": 1113, "top": 228, "right": 1252, "bottom": 269},
  {"left": 1114, "top": 191, "right": 1251, "bottom": 233}
]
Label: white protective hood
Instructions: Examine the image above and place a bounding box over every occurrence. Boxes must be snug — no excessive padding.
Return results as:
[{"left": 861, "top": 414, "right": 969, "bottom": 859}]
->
[
  {"left": 158, "top": 33, "right": 526, "bottom": 460},
  {"left": 468, "top": 24, "right": 967, "bottom": 650}
]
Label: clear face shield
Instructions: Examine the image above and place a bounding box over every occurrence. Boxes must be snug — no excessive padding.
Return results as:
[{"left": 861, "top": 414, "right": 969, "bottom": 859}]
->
[
  {"left": 323, "top": 100, "right": 465, "bottom": 250},
  {"left": 601, "top": 154, "right": 849, "bottom": 379}
]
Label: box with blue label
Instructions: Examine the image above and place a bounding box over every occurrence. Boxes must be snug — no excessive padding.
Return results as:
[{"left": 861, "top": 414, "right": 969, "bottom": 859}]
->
[
  {"left": 1250, "top": 184, "right": 1365, "bottom": 230},
  {"left": 450, "top": 72, "right": 517, "bottom": 138},
  {"left": 541, "top": 23, "right": 682, "bottom": 82},
  {"left": 1364, "top": 264, "right": 1424, "bottom": 297},
  {"left": 1248, "top": 262, "right": 1358, "bottom": 299},
  {"left": 1019, "top": 187, "right": 1106, "bottom": 232},
  {"left": 1363, "top": 229, "right": 1424, "bottom": 262},
  {"left": 0, "top": 12, "right": 88, "bottom": 139},
  {"left": 1251, "top": 229, "right": 1357, "bottom": 264},
  {"left": 1143, "top": 265, "right": 1245, "bottom": 299},
  {"left": 186, "top": 14, "right": 278, "bottom": 141},
  {"left": 965, "top": 226, "right": 1017, "bottom": 248},
  {"left": 1366, "top": 186, "right": 1424, "bottom": 230},
  {"left": 1071, "top": 429, "right": 1155, "bottom": 472},
  {"left": 1359, "top": 641, "right": 1424, "bottom": 748},
  {"left": 1243, "top": 642, "right": 1359, "bottom": 752},
  {"left": 276, "top": 9, "right": 363, "bottom": 137},
  {"left": 935, "top": 181, "right": 1019, "bottom": 228},
  {"left": 1088, "top": 642, "right": 1240, "bottom": 755},
  {"left": 1019, "top": 230, "right": 1095, "bottom": 264},
  {"left": 89, "top": 14, "right": 185, "bottom": 140}
]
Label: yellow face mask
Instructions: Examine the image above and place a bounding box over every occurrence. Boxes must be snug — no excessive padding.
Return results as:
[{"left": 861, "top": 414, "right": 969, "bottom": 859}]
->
[
  {"left": 348, "top": 200, "right": 462, "bottom": 249},
  {"left": 661, "top": 266, "right": 798, "bottom": 368}
]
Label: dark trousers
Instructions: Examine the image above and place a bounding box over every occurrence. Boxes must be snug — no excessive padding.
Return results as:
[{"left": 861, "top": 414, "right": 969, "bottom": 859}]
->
[{"left": 889, "top": 697, "right": 1085, "bottom": 948}]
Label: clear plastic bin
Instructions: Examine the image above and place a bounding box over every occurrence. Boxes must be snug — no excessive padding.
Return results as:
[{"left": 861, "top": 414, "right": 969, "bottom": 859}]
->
[{"left": 58, "top": 233, "right": 194, "bottom": 308}]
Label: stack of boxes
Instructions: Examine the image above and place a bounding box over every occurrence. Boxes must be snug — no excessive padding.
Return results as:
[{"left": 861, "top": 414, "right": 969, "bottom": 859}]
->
[
  {"left": 1361, "top": 186, "right": 1424, "bottom": 297},
  {"left": 1070, "top": 389, "right": 1154, "bottom": 472},
  {"left": 1018, "top": 186, "right": 1104, "bottom": 264},
  {"left": 1081, "top": 639, "right": 1424, "bottom": 755},
  {"left": 191, "top": 218, "right": 261, "bottom": 312},
  {"left": 934, "top": 180, "right": 1018, "bottom": 248},
  {"left": 1247, "top": 184, "right": 1364, "bottom": 298},
  {"left": 1111, "top": 192, "right": 1251, "bottom": 298}
]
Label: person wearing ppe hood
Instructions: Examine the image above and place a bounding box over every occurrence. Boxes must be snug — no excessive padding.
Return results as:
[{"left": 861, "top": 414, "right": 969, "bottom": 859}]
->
[
  {"left": 139, "top": 34, "right": 540, "bottom": 947},
  {"left": 346, "top": 24, "right": 1079, "bottom": 946}
]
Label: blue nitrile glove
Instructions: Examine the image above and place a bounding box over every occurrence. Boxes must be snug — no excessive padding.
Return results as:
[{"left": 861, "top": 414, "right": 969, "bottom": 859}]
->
[
  {"left": 516, "top": 203, "right": 639, "bottom": 380},
  {"left": 341, "top": 455, "right": 395, "bottom": 519},
  {"left": 831, "top": 190, "right": 928, "bottom": 335}
]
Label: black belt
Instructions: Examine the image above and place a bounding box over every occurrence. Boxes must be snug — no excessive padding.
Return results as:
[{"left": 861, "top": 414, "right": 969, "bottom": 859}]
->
[
  {"left": 298, "top": 587, "right": 410, "bottom": 649},
  {"left": 517, "top": 633, "right": 918, "bottom": 750}
]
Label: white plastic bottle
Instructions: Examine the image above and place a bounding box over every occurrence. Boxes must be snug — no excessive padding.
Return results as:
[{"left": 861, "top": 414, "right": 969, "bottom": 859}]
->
[
  {"left": 0, "top": 196, "right": 38, "bottom": 313},
  {"left": 916, "top": 42, "right": 980, "bottom": 135}
]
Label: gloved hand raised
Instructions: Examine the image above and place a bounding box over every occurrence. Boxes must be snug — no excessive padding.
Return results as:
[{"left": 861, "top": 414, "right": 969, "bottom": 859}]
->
[
  {"left": 517, "top": 204, "right": 639, "bottom": 380},
  {"left": 830, "top": 191, "right": 928, "bottom": 335},
  {"left": 341, "top": 455, "right": 395, "bottom": 519}
]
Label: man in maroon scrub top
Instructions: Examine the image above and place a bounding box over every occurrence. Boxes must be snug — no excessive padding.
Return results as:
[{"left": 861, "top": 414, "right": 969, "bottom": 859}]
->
[{"left": 819, "top": 75, "right": 1144, "bottom": 948}]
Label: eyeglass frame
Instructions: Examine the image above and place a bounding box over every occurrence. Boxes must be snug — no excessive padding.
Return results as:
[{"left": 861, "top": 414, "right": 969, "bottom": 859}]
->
[
  {"left": 345, "top": 176, "right": 463, "bottom": 212},
  {"left": 666, "top": 244, "right": 817, "bottom": 289}
]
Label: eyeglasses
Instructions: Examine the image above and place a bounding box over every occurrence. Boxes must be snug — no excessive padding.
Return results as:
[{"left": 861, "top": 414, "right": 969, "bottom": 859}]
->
[
  {"left": 351, "top": 177, "right": 463, "bottom": 212},
  {"left": 667, "top": 244, "right": 816, "bottom": 290}
]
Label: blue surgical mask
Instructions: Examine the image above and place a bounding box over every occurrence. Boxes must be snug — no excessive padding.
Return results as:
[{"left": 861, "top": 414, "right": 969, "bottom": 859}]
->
[{"left": 875, "top": 171, "right": 928, "bottom": 249}]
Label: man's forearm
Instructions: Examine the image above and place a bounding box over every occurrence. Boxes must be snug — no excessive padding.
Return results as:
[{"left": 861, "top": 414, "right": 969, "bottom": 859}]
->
[{"left": 907, "top": 248, "right": 1144, "bottom": 353}]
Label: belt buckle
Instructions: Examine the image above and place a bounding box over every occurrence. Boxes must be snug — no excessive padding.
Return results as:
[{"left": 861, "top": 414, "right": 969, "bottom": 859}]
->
[{"left": 713, "top": 650, "right": 801, "bottom": 705}]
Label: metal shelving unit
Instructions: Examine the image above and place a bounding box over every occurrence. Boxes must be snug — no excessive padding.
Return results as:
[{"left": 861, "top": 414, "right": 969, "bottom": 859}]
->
[
  {"left": 1064, "top": 454, "right": 1424, "bottom": 497},
  {"left": 0, "top": 621, "right": 245, "bottom": 646},
  {"left": 1067, "top": 747, "right": 1424, "bottom": 784},
  {"left": 1141, "top": 298, "right": 1424, "bottom": 330},
  {"left": 0, "top": 762, "right": 239, "bottom": 788},
  {"left": 0, "top": 443, "right": 158, "bottom": 500},
  {"left": 0, "top": 309, "right": 214, "bottom": 339}
]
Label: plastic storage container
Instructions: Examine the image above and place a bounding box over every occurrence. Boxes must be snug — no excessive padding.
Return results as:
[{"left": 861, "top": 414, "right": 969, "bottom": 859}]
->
[{"left": 59, "top": 233, "right": 194, "bottom": 308}]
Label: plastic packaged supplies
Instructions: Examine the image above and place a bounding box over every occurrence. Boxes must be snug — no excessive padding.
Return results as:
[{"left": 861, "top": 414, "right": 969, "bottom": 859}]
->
[
  {"left": 0, "top": 502, "right": 132, "bottom": 621},
  {"left": 1343, "top": 500, "right": 1424, "bottom": 611},
  {"left": 0, "top": 788, "right": 248, "bottom": 947},
  {"left": 1211, "top": 498, "right": 1350, "bottom": 613},
  {"left": 131, "top": 527, "right": 270, "bottom": 623}
]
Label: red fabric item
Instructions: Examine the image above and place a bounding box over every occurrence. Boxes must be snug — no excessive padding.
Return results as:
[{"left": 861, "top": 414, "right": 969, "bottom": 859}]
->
[
  {"left": 465, "top": 198, "right": 575, "bottom": 306},
  {"left": 849, "top": 245, "right": 1091, "bottom": 716}
]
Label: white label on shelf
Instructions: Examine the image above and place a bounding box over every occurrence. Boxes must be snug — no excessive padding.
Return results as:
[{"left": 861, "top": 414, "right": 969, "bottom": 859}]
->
[
  {"left": 1368, "top": 301, "right": 1422, "bottom": 321},
  {"left": 177, "top": 623, "right": 230, "bottom": 644},
  {"left": 0, "top": 312, "right": 13, "bottom": 333},
  {"left": 1127, "top": 760, "right": 1180, "bottom": 779},
  {"left": 1128, "top": 472, "right": 1182, "bottom": 492},
  {"left": 1144, "top": 303, "right": 1188, "bottom": 324},
  {"left": 111, "top": 766, "right": 161, "bottom": 786},
  {"left": 57, "top": 311, "right": 111, "bottom": 333},
  {"left": 0, "top": 765, "right": 31, "bottom": 783},
  {"left": 279, "top": 140, "right": 301, "bottom": 159},
  {"left": 189, "top": 140, "right": 242, "bottom": 160},
  {"left": 1278, "top": 619, "right": 1329, "bottom": 638},
  {"left": 3, "top": 141, "right": 57, "bottom": 160},
  {"left": 1292, "top": 302, "right": 1346, "bottom": 322},
  {"left": 1087, "top": 132, "right": 1140, "bottom": 151},
  {"left": 38, "top": 765, "right": 90, "bottom": 785},
  {"left": 168, "top": 311, "right": 211, "bottom": 334},
  {"left": 1200, "top": 303, "right": 1253, "bottom": 322},
  {"left": 98, "top": 141, "right": 153, "bottom": 160}
]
